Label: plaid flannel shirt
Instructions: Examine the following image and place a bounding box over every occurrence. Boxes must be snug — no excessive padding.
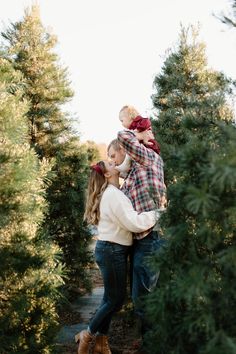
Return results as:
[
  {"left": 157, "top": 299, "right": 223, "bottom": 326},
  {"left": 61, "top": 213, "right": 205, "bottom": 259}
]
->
[{"left": 118, "top": 130, "right": 165, "bottom": 240}]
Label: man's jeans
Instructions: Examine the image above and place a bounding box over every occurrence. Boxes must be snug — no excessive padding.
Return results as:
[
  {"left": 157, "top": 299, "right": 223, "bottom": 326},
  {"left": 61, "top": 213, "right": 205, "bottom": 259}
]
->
[
  {"left": 89, "top": 240, "right": 130, "bottom": 335},
  {"left": 130, "top": 230, "right": 165, "bottom": 336}
]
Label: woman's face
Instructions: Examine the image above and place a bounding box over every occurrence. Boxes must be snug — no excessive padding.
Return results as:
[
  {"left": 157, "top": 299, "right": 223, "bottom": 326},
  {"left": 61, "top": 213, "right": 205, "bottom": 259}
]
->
[{"left": 104, "top": 160, "right": 119, "bottom": 176}]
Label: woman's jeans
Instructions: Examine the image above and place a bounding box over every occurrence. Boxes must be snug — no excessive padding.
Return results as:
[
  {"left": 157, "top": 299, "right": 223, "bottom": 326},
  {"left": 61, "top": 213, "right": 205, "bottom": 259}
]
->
[
  {"left": 89, "top": 240, "right": 130, "bottom": 335},
  {"left": 130, "top": 230, "right": 165, "bottom": 336}
]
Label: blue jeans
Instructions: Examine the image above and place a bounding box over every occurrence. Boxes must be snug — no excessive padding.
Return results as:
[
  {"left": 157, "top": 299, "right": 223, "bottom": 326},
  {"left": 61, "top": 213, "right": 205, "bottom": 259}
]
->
[
  {"left": 130, "top": 230, "right": 165, "bottom": 336},
  {"left": 89, "top": 240, "right": 130, "bottom": 335}
]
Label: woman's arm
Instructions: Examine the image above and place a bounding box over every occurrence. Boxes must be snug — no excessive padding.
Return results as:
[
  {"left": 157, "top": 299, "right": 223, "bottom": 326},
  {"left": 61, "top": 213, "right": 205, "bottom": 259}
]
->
[{"left": 108, "top": 187, "right": 159, "bottom": 233}]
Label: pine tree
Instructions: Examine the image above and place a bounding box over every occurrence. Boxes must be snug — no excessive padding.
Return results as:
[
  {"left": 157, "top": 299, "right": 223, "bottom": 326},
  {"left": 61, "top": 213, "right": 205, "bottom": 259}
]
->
[
  {"left": 145, "top": 27, "right": 236, "bottom": 354},
  {"left": 45, "top": 138, "right": 100, "bottom": 295},
  {"left": 151, "top": 25, "right": 233, "bottom": 183},
  {"left": 0, "top": 58, "right": 63, "bottom": 353},
  {"left": 1, "top": 4, "right": 73, "bottom": 159},
  {"left": 1, "top": 5, "right": 94, "bottom": 295}
]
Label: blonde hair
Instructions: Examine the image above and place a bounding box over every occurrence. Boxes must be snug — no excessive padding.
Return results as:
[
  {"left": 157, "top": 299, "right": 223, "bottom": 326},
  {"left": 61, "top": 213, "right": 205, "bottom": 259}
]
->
[
  {"left": 119, "top": 105, "right": 140, "bottom": 121},
  {"left": 83, "top": 161, "right": 108, "bottom": 225}
]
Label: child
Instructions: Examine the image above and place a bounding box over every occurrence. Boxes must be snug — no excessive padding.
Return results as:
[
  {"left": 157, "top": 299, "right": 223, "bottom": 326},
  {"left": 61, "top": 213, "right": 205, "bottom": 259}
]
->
[{"left": 119, "top": 105, "right": 161, "bottom": 154}]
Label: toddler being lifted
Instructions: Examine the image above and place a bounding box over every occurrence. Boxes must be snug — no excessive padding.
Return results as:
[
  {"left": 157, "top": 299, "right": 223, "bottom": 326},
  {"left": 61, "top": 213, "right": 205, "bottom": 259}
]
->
[{"left": 119, "top": 105, "right": 160, "bottom": 154}]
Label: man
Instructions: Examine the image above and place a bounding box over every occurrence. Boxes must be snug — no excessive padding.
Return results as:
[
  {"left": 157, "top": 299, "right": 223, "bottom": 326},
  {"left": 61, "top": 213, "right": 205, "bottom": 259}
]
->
[{"left": 108, "top": 129, "right": 166, "bottom": 353}]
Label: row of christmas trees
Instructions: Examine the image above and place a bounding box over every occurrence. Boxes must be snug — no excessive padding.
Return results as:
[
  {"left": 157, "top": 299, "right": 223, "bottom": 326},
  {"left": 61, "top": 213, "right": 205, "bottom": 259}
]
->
[
  {"left": 0, "top": 5, "right": 99, "bottom": 353},
  {"left": 145, "top": 24, "right": 236, "bottom": 354}
]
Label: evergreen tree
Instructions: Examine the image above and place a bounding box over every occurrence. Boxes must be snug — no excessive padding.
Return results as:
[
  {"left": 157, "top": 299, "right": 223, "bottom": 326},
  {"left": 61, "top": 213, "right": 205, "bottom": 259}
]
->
[
  {"left": 1, "top": 5, "right": 94, "bottom": 295},
  {"left": 151, "top": 26, "right": 233, "bottom": 183},
  {"left": 83, "top": 140, "right": 102, "bottom": 163},
  {"left": 0, "top": 58, "right": 63, "bottom": 353},
  {"left": 45, "top": 138, "right": 100, "bottom": 295},
  {"left": 1, "top": 4, "right": 73, "bottom": 159},
  {"left": 145, "top": 27, "right": 236, "bottom": 354}
]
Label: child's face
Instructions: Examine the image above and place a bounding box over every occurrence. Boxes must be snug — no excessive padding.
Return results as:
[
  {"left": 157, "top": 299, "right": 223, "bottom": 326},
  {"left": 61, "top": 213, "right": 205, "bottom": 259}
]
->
[{"left": 119, "top": 110, "right": 132, "bottom": 129}]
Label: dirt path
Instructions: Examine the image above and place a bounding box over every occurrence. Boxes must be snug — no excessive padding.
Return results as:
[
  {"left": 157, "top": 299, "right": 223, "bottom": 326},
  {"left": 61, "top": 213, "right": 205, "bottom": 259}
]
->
[{"left": 56, "top": 267, "right": 140, "bottom": 354}]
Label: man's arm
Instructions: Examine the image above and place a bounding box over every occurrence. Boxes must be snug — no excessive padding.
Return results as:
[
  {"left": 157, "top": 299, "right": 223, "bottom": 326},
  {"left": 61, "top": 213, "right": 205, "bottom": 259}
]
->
[{"left": 117, "top": 130, "right": 156, "bottom": 167}]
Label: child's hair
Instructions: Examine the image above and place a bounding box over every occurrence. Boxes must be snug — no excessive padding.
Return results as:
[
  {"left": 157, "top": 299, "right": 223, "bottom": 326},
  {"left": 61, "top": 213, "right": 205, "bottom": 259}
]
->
[
  {"left": 83, "top": 161, "right": 108, "bottom": 225},
  {"left": 119, "top": 105, "right": 140, "bottom": 121}
]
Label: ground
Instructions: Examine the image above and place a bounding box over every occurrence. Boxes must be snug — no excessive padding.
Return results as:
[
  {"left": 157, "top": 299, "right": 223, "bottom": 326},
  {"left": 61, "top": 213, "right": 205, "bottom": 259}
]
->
[{"left": 58, "top": 266, "right": 141, "bottom": 354}]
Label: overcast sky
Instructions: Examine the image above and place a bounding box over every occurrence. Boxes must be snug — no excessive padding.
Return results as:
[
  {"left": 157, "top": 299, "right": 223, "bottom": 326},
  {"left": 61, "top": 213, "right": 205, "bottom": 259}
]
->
[{"left": 1, "top": 0, "right": 235, "bottom": 144}]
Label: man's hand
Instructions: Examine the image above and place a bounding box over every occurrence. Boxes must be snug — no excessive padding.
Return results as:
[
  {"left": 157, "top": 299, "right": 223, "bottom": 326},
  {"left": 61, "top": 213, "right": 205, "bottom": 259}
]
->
[
  {"left": 159, "top": 183, "right": 167, "bottom": 209},
  {"left": 159, "top": 195, "right": 167, "bottom": 209}
]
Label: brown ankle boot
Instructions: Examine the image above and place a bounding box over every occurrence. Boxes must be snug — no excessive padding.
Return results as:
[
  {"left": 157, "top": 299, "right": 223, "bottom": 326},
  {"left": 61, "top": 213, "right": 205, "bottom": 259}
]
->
[
  {"left": 75, "top": 329, "right": 94, "bottom": 354},
  {"left": 93, "top": 335, "right": 112, "bottom": 354}
]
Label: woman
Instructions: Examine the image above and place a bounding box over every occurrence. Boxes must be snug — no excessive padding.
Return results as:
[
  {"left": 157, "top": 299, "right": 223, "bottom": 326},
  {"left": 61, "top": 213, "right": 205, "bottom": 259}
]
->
[{"left": 75, "top": 160, "right": 158, "bottom": 354}]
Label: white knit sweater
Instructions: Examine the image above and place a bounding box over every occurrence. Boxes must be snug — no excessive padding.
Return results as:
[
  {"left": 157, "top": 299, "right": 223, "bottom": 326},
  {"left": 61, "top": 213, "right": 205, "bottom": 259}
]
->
[{"left": 97, "top": 184, "right": 156, "bottom": 245}]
